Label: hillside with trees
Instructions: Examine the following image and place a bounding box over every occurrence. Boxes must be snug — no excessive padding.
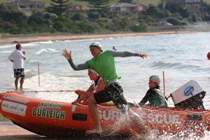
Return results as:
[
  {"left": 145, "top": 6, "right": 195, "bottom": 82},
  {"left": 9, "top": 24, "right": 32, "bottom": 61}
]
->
[{"left": 0, "top": 0, "right": 210, "bottom": 35}]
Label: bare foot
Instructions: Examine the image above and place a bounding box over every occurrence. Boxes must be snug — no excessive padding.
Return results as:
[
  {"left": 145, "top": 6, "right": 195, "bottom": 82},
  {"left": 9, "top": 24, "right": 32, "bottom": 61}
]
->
[
  {"left": 20, "top": 88, "right": 23, "bottom": 91},
  {"left": 86, "top": 128, "right": 102, "bottom": 134}
]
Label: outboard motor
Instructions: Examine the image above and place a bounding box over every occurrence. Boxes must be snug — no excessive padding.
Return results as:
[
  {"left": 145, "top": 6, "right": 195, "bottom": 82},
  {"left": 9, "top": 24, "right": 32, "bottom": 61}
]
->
[
  {"left": 170, "top": 80, "right": 206, "bottom": 110},
  {"left": 174, "top": 91, "right": 205, "bottom": 109}
]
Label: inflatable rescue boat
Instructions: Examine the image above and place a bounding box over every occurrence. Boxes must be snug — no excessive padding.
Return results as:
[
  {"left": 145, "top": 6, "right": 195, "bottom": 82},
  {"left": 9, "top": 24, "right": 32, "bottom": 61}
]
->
[{"left": 0, "top": 80, "right": 209, "bottom": 137}]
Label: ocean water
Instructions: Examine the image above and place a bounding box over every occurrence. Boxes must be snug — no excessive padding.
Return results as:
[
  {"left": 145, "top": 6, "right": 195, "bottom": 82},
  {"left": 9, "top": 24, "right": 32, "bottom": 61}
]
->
[{"left": 0, "top": 32, "right": 210, "bottom": 139}]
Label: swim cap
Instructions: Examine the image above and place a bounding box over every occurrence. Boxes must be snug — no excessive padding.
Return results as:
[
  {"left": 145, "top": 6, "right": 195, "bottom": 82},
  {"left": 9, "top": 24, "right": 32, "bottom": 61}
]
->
[
  {"left": 149, "top": 75, "right": 160, "bottom": 85},
  {"left": 89, "top": 42, "right": 103, "bottom": 52},
  {"left": 16, "top": 43, "right": 21, "bottom": 49}
]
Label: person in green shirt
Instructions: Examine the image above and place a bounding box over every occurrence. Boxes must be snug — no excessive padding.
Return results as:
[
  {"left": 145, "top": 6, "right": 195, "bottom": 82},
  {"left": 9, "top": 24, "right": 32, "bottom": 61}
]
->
[
  {"left": 139, "top": 75, "right": 168, "bottom": 107},
  {"left": 62, "top": 42, "right": 148, "bottom": 135}
]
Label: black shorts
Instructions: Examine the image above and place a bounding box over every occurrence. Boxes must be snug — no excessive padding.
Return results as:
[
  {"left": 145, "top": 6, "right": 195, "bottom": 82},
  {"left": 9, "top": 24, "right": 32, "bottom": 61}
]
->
[
  {"left": 14, "top": 68, "right": 25, "bottom": 78},
  {"left": 94, "top": 82, "right": 128, "bottom": 112}
]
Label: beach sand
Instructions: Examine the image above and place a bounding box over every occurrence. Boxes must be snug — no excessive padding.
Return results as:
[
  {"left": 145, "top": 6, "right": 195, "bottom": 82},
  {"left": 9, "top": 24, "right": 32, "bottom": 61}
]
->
[
  {"left": 0, "top": 122, "right": 41, "bottom": 140},
  {"left": 0, "top": 114, "right": 9, "bottom": 122},
  {"left": 0, "top": 115, "right": 41, "bottom": 139},
  {"left": 0, "top": 31, "right": 196, "bottom": 44}
]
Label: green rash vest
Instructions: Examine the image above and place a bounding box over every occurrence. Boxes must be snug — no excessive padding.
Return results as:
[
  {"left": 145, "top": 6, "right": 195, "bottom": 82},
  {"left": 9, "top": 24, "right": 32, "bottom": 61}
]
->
[
  {"left": 139, "top": 87, "right": 168, "bottom": 107},
  {"left": 87, "top": 51, "right": 118, "bottom": 85}
]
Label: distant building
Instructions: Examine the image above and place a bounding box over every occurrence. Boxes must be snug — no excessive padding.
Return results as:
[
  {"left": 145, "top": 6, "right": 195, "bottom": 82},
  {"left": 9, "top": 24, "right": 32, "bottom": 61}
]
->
[
  {"left": 1, "top": 0, "right": 44, "bottom": 15},
  {"left": 62, "top": 4, "right": 83, "bottom": 16},
  {"left": 109, "top": 3, "right": 147, "bottom": 15},
  {"left": 165, "top": 0, "right": 203, "bottom": 12},
  {"left": 1, "top": 0, "right": 45, "bottom": 10}
]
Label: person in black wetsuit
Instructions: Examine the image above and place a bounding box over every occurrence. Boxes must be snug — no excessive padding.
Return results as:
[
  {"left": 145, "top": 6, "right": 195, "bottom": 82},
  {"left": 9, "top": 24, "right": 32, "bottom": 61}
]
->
[{"left": 139, "top": 75, "right": 168, "bottom": 107}]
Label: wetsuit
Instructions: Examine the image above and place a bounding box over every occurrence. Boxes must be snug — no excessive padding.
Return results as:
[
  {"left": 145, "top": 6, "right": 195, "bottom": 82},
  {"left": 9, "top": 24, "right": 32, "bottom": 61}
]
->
[{"left": 139, "top": 86, "right": 168, "bottom": 107}]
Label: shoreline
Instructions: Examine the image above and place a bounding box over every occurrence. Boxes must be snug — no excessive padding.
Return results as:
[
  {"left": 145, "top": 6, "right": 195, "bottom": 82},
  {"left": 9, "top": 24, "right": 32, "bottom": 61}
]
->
[{"left": 0, "top": 31, "right": 197, "bottom": 44}]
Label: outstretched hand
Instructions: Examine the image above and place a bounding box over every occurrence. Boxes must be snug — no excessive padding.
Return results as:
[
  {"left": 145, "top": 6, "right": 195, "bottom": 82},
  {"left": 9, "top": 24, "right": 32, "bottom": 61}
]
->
[
  {"left": 139, "top": 52, "right": 148, "bottom": 59},
  {"left": 62, "top": 49, "right": 72, "bottom": 60}
]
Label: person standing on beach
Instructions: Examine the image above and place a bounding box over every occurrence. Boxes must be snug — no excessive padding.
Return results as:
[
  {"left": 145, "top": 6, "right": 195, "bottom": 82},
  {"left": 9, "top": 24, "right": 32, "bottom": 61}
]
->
[
  {"left": 8, "top": 43, "right": 26, "bottom": 90},
  {"left": 62, "top": 42, "right": 149, "bottom": 135}
]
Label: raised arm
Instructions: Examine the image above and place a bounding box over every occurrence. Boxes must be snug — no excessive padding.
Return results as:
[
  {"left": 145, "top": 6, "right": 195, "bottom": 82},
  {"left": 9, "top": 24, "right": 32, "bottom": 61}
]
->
[
  {"left": 62, "top": 49, "right": 90, "bottom": 70},
  {"left": 108, "top": 50, "right": 147, "bottom": 59}
]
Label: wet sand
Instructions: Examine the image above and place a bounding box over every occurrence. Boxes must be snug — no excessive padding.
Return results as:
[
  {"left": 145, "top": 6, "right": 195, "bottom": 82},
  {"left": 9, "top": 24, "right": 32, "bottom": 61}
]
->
[{"left": 0, "top": 122, "right": 42, "bottom": 140}]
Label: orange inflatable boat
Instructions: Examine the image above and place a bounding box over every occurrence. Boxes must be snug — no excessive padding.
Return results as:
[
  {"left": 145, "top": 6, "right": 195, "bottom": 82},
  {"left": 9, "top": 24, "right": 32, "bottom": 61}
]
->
[{"left": 0, "top": 89, "right": 209, "bottom": 138}]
